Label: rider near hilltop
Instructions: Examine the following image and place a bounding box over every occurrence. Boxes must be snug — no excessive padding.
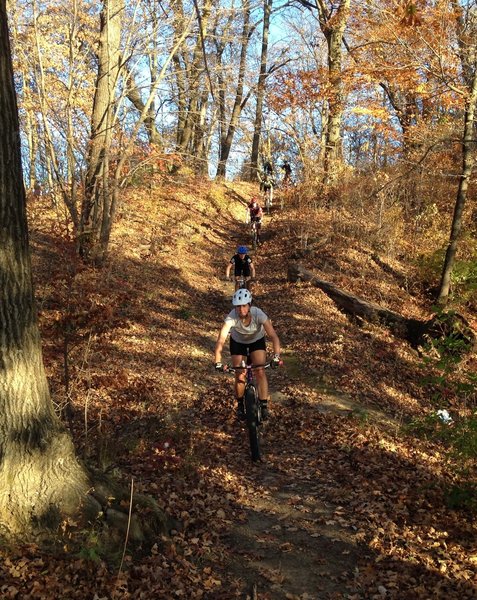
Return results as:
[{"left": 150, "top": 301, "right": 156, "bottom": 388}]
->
[
  {"left": 214, "top": 288, "right": 281, "bottom": 420},
  {"left": 258, "top": 170, "right": 275, "bottom": 198},
  {"left": 258, "top": 160, "right": 275, "bottom": 194},
  {"left": 226, "top": 246, "right": 255, "bottom": 291},
  {"left": 263, "top": 159, "right": 273, "bottom": 176},
  {"left": 280, "top": 159, "right": 292, "bottom": 185}
]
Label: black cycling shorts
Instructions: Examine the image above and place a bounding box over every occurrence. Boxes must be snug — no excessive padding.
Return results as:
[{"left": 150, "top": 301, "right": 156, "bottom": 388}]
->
[{"left": 230, "top": 336, "right": 266, "bottom": 357}]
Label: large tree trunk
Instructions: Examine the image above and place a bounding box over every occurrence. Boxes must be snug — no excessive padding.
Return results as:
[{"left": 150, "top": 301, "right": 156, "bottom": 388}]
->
[
  {"left": 288, "top": 263, "right": 476, "bottom": 349},
  {"left": 0, "top": 1, "right": 89, "bottom": 535},
  {"left": 296, "top": 0, "right": 350, "bottom": 190}
]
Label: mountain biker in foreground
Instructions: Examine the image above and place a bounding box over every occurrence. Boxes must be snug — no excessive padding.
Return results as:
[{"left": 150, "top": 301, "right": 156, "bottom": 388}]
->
[
  {"left": 247, "top": 198, "right": 263, "bottom": 244},
  {"left": 214, "top": 288, "right": 281, "bottom": 421},
  {"left": 226, "top": 246, "right": 256, "bottom": 290}
]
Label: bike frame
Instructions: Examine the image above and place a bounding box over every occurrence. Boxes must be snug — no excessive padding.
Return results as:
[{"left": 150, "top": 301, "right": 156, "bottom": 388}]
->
[
  {"left": 225, "top": 361, "right": 271, "bottom": 462},
  {"left": 235, "top": 275, "right": 250, "bottom": 291},
  {"left": 250, "top": 219, "right": 260, "bottom": 249}
]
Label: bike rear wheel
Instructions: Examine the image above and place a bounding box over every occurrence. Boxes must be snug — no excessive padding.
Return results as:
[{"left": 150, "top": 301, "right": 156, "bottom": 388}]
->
[
  {"left": 245, "top": 386, "right": 261, "bottom": 461},
  {"left": 265, "top": 190, "right": 271, "bottom": 214},
  {"left": 251, "top": 226, "right": 258, "bottom": 250}
]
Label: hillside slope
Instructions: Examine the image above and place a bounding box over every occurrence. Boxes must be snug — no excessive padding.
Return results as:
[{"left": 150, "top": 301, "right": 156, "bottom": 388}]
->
[{"left": 10, "top": 178, "right": 477, "bottom": 599}]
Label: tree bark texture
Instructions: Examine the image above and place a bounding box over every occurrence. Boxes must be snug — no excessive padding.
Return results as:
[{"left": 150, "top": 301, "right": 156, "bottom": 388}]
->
[
  {"left": 320, "top": 0, "right": 350, "bottom": 188},
  {"left": 0, "top": 2, "right": 89, "bottom": 534},
  {"left": 80, "top": 0, "right": 123, "bottom": 259},
  {"left": 295, "top": 0, "right": 350, "bottom": 188}
]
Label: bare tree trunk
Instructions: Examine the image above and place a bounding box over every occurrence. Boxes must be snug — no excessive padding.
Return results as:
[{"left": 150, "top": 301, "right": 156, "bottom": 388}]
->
[
  {"left": 297, "top": 0, "right": 349, "bottom": 189},
  {"left": 80, "top": 0, "right": 123, "bottom": 260},
  {"left": 437, "top": 2, "right": 477, "bottom": 303},
  {"left": 437, "top": 68, "right": 477, "bottom": 303},
  {"left": 250, "top": 0, "right": 272, "bottom": 180},
  {"left": 193, "top": 87, "right": 211, "bottom": 174},
  {"left": 172, "top": 0, "right": 189, "bottom": 145},
  {"left": 321, "top": 0, "right": 350, "bottom": 189},
  {"left": 26, "top": 106, "right": 38, "bottom": 191},
  {"left": 175, "top": 0, "right": 213, "bottom": 161},
  {"left": 216, "top": 0, "right": 252, "bottom": 178},
  {"left": 66, "top": 0, "right": 80, "bottom": 226},
  {"left": 124, "top": 65, "right": 162, "bottom": 147},
  {"left": 0, "top": 0, "right": 89, "bottom": 535}
]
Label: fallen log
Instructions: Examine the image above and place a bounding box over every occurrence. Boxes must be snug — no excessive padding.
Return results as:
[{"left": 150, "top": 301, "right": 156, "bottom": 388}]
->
[{"left": 287, "top": 262, "right": 475, "bottom": 350}]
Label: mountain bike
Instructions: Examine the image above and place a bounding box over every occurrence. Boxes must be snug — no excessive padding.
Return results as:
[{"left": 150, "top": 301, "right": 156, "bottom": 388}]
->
[
  {"left": 224, "top": 360, "right": 272, "bottom": 462},
  {"left": 233, "top": 275, "right": 251, "bottom": 291}
]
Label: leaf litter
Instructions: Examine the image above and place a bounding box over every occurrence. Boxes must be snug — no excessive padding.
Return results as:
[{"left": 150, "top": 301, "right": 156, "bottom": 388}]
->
[{"left": 2, "top": 180, "right": 474, "bottom": 599}]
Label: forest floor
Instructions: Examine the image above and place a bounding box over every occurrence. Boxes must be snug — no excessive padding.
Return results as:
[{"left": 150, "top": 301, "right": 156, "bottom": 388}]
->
[{"left": 2, "top": 174, "right": 476, "bottom": 599}]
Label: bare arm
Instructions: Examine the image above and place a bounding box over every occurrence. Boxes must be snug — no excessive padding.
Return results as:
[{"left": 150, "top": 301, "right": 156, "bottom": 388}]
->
[
  {"left": 214, "top": 321, "right": 232, "bottom": 363},
  {"left": 250, "top": 261, "right": 256, "bottom": 278},
  {"left": 225, "top": 262, "right": 232, "bottom": 278},
  {"left": 263, "top": 320, "right": 281, "bottom": 355}
]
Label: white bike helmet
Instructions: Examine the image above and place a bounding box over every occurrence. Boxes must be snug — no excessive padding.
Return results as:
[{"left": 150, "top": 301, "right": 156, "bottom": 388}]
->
[{"left": 232, "top": 288, "right": 252, "bottom": 306}]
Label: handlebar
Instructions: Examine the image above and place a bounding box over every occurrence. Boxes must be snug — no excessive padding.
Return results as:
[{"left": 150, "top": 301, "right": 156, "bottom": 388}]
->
[
  {"left": 220, "top": 359, "right": 283, "bottom": 373},
  {"left": 224, "top": 362, "right": 271, "bottom": 373}
]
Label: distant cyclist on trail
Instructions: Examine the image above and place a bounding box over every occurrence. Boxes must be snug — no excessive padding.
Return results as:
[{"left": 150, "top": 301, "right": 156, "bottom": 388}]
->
[
  {"left": 247, "top": 198, "right": 263, "bottom": 244},
  {"left": 226, "top": 246, "right": 256, "bottom": 290},
  {"left": 258, "top": 159, "right": 274, "bottom": 191},
  {"left": 280, "top": 159, "right": 292, "bottom": 185},
  {"left": 214, "top": 288, "right": 281, "bottom": 420},
  {"left": 263, "top": 159, "right": 273, "bottom": 176},
  {"left": 258, "top": 166, "right": 275, "bottom": 208}
]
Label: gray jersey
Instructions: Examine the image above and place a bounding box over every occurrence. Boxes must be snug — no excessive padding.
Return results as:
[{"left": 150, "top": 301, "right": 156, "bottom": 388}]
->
[{"left": 225, "top": 306, "right": 268, "bottom": 344}]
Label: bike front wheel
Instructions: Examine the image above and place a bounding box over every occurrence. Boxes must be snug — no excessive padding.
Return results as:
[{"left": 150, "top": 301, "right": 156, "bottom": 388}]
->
[{"left": 245, "top": 387, "right": 261, "bottom": 462}]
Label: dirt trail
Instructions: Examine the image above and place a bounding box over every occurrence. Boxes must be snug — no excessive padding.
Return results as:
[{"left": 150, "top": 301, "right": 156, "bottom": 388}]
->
[
  {"left": 222, "top": 438, "right": 362, "bottom": 600},
  {"left": 208, "top": 204, "right": 366, "bottom": 599},
  {"left": 25, "top": 180, "right": 476, "bottom": 599}
]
